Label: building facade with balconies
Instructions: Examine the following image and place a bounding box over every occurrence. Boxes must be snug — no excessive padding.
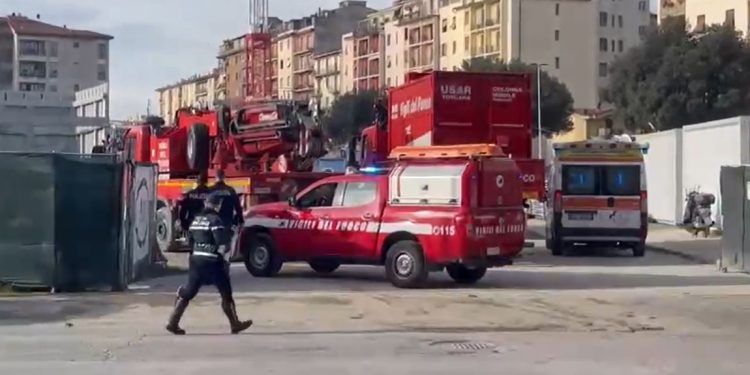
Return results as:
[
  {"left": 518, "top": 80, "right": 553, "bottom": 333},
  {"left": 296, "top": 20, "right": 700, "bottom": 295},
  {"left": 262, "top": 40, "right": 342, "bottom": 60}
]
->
[
  {"left": 383, "top": 0, "right": 439, "bottom": 88},
  {"left": 156, "top": 70, "right": 219, "bottom": 124},
  {"left": 0, "top": 14, "right": 112, "bottom": 95},
  {"left": 313, "top": 50, "right": 342, "bottom": 110},
  {"left": 273, "top": 1, "right": 375, "bottom": 102}
]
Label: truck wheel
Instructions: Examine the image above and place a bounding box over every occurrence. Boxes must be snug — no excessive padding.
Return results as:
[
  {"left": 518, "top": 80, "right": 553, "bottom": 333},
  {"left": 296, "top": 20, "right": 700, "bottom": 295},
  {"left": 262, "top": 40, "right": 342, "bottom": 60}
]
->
[
  {"left": 551, "top": 240, "right": 565, "bottom": 256},
  {"left": 309, "top": 259, "right": 340, "bottom": 274},
  {"left": 155, "top": 207, "right": 179, "bottom": 253},
  {"left": 385, "top": 240, "right": 428, "bottom": 288},
  {"left": 632, "top": 242, "right": 646, "bottom": 258},
  {"left": 243, "top": 233, "right": 283, "bottom": 277},
  {"left": 446, "top": 264, "right": 487, "bottom": 285},
  {"left": 187, "top": 123, "right": 209, "bottom": 170}
]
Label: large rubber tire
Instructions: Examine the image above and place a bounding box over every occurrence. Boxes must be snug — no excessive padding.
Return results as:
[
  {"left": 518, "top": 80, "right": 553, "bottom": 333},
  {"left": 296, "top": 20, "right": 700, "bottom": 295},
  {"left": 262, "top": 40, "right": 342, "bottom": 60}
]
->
[
  {"left": 446, "top": 264, "right": 487, "bottom": 285},
  {"left": 155, "top": 207, "right": 179, "bottom": 253},
  {"left": 243, "top": 233, "right": 283, "bottom": 277},
  {"left": 632, "top": 242, "right": 646, "bottom": 258},
  {"left": 309, "top": 259, "right": 340, "bottom": 274},
  {"left": 187, "top": 123, "right": 210, "bottom": 170},
  {"left": 385, "top": 240, "right": 428, "bottom": 288}
]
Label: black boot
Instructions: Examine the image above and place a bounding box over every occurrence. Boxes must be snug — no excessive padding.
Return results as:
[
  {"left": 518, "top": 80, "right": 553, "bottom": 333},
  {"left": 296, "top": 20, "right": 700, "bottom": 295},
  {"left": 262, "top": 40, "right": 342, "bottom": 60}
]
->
[
  {"left": 166, "top": 296, "right": 189, "bottom": 335},
  {"left": 222, "top": 301, "right": 252, "bottom": 334}
]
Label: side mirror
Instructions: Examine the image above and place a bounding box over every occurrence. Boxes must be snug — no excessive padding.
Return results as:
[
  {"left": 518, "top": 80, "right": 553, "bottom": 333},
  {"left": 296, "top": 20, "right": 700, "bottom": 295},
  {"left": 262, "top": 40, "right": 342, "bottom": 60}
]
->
[{"left": 287, "top": 196, "right": 297, "bottom": 207}]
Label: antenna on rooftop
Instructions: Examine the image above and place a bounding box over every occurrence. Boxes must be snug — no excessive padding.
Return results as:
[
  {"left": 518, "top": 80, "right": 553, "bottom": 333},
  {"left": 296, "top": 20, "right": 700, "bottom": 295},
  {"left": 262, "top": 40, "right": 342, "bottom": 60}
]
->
[{"left": 249, "top": 0, "right": 269, "bottom": 33}]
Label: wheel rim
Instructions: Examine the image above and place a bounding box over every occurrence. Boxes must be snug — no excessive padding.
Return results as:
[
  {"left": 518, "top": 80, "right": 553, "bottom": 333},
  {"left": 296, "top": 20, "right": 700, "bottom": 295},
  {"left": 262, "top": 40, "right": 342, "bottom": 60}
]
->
[
  {"left": 251, "top": 245, "right": 270, "bottom": 269},
  {"left": 156, "top": 221, "right": 168, "bottom": 241},
  {"left": 394, "top": 253, "right": 414, "bottom": 277}
]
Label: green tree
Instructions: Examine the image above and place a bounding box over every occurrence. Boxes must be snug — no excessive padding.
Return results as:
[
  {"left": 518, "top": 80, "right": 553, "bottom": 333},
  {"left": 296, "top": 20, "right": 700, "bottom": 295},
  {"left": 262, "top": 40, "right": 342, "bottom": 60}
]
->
[
  {"left": 607, "top": 23, "right": 750, "bottom": 131},
  {"left": 322, "top": 89, "right": 381, "bottom": 143},
  {"left": 461, "top": 57, "right": 575, "bottom": 135}
]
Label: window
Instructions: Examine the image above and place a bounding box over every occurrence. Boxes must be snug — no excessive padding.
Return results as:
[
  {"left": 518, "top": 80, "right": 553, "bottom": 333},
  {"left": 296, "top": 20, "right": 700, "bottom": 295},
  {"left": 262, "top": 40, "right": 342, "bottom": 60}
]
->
[
  {"left": 603, "top": 166, "right": 641, "bottom": 196},
  {"left": 696, "top": 15, "right": 706, "bottom": 32},
  {"left": 49, "top": 85, "right": 57, "bottom": 93},
  {"left": 452, "top": 41, "right": 456, "bottom": 54},
  {"left": 48, "top": 41, "right": 58, "bottom": 57},
  {"left": 618, "top": 40, "right": 624, "bottom": 52},
  {"left": 73, "top": 41, "right": 80, "bottom": 48},
  {"left": 464, "top": 36, "right": 469, "bottom": 52},
  {"left": 297, "top": 183, "right": 340, "bottom": 208},
  {"left": 725, "top": 9, "right": 735, "bottom": 29},
  {"left": 49, "top": 62, "right": 58, "bottom": 78},
  {"left": 97, "top": 64, "right": 107, "bottom": 80},
  {"left": 342, "top": 182, "right": 377, "bottom": 207},
  {"left": 98, "top": 43, "right": 107, "bottom": 59},
  {"left": 611, "top": 40, "right": 615, "bottom": 52},
  {"left": 599, "top": 62, "right": 608, "bottom": 77},
  {"left": 599, "top": 38, "right": 608, "bottom": 51},
  {"left": 441, "top": 43, "right": 447, "bottom": 56},
  {"left": 562, "top": 166, "right": 597, "bottom": 195},
  {"left": 19, "top": 61, "right": 46, "bottom": 78},
  {"left": 618, "top": 15, "right": 623, "bottom": 28},
  {"left": 611, "top": 14, "right": 615, "bottom": 27},
  {"left": 442, "top": 19, "right": 447, "bottom": 32},
  {"left": 19, "top": 82, "right": 45, "bottom": 92},
  {"left": 19, "top": 40, "right": 45, "bottom": 56},
  {"left": 555, "top": 30, "right": 560, "bottom": 41},
  {"left": 599, "top": 12, "right": 608, "bottom": 27},
  {"left": 387, "top": 34, "right": 391, "bottom": 46},
  {"left": 555, "top": 57, "right": 560, "bottom": 69},
  {"left": 555, "top": 3, "right": 560, "bottom": 16}
]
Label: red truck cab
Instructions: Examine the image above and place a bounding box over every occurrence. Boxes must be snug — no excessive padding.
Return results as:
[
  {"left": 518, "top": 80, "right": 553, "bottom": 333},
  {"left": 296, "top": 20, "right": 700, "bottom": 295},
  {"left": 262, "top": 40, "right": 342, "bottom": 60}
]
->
[{"left": 239, "top": 144, "right": 527, "bottom": 288}]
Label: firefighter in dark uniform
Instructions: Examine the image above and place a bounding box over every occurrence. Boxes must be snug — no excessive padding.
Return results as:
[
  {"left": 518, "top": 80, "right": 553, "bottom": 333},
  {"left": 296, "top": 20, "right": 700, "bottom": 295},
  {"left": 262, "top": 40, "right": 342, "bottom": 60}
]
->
[
  {"left": 211, "top": 170, "right": 244, "bottom": 228},
  {"left": 178, "top": 173, "right": 212, "bottom": 239},
  {"left": 166, "top": 191, "right": 253, "bottom": 335}
]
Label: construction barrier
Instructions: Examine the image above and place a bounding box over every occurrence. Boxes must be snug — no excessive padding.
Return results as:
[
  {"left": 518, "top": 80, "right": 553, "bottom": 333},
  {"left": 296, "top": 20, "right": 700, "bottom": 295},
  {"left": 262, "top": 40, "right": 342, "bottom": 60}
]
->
[{"left": 0, "top": 153, "right": 158, "bottom": 291}]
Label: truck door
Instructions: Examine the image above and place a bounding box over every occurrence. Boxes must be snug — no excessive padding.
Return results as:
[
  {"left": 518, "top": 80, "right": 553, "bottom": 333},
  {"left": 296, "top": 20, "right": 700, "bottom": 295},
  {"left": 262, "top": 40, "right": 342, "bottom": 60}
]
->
[
  {"left": 324, "top": 180, "right": 382, "bottom": 259},
  {"left": 292, "top": 181, "right": 344, "bottom": 258}
]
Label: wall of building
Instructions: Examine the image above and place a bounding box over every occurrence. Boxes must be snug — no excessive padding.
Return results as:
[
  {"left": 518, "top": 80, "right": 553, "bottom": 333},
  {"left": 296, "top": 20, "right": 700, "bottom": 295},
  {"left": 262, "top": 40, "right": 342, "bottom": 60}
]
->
[
  {"left": 438, "top": 0, "right": 466, "bottom": 71},
  {"left": 637, "top": 116, "right": 750, "bottom": 228},
  {"left": 638, "top": 128, "right": 683, "bottom": 225},
  {"left": 685, "top": 0, "right": 749, "bottom": 36},
  {"left": 0, "top": 90, "right": 104, "bottom": 153},
  {"left": 16, "top": 36, "right": 109, "bottom": 95},
  {"left": 341, "top": 33, "right": 354, "bottom": 93},
  {"left": 0, "top": 24, "right": 12, "bottom": 90},
  {"left": 314, "top": 51, "right": 341, "bottom": 109}
]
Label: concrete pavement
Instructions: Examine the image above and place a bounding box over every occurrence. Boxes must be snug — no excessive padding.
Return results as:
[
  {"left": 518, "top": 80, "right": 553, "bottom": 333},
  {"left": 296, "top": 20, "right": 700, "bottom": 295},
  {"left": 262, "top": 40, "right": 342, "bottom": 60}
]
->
[{"left": 1, "top": 221, "right": 748, "bottom": 374}]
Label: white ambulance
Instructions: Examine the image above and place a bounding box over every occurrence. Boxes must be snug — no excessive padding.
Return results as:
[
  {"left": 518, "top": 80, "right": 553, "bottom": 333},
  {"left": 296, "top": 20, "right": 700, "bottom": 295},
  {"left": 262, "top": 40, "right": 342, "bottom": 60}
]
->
[{"left": 544, "top": 139, "right": 649, "bottom": 257}]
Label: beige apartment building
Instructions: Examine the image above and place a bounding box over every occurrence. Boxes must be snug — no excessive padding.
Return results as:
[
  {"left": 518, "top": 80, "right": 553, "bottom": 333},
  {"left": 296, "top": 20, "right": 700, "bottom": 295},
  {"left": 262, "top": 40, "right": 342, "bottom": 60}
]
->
[
  {"left": 0, "top": 14, "right": 112, "bottom": 95},
  {"left": 384, "top": 0, "right": 439, "bottom": 87},
  {"left": 156, "top": 70, "right": 219, "bottom": 124},
  {"left": 273, "top": 1, "right": 374, "bottom": 102},
  {"left": 341, "top": 33, "right": 355, "bottom": 93},
  {"left": 437, "top": 0, "right": 649, "bottom": 111},
  {"left": 217, "top": 35, "right": 246, "bottom": 102},
  {"left": 685, "top": 0, "right": 749, "bottom": 37},
  {"left": 313, "top": 50, "right": 342, "bottom": 109}
]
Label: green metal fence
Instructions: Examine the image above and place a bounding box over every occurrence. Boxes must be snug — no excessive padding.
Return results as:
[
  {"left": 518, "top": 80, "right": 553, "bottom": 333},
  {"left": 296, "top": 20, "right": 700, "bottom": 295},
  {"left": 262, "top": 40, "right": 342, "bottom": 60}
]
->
[{"left": 0, "top": 153, "right": 124, "bottom": 291}]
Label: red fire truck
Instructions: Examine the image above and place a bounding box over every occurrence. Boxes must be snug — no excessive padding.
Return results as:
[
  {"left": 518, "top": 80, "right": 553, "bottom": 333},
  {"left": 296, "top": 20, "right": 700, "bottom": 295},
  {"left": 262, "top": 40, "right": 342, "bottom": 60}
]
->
[
  {"left": 358, "top": 71, "right": 546, "bottom": 202},
  {"left": 241, "top": 144, "right": 527, "bottom": 288}
]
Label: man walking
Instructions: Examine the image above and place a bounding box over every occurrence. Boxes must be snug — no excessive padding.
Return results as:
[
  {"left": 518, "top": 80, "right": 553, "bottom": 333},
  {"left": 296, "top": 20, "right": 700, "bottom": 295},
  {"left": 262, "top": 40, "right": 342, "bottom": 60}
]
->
[
  {"left": 210, "top": 170, "right": 244, "bottom": 228},
  {"left": 165, "top": 191, "right": 253, "bottom": 335},
  {"left": 178, "top": 172, "right": 212, "bottom": 236}
]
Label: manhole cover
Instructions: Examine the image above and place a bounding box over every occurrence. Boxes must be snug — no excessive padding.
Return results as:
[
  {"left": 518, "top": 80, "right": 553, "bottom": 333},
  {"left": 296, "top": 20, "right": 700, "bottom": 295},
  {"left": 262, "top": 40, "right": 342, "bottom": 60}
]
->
[{"left": 429, "top": 340, "right": 497, "bottom": 352}]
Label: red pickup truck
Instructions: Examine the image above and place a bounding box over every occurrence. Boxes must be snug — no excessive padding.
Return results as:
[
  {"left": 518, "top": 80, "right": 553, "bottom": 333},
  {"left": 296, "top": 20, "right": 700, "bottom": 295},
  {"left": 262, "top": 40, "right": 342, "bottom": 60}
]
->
[{"left": 238, "top": 144, "right": 527, "bottom": 288}]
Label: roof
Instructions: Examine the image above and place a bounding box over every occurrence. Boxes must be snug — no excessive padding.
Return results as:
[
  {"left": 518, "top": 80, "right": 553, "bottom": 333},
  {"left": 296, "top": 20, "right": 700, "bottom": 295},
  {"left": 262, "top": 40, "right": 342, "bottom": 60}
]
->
[{"left": 1, "top": 15, "right": 113, "bottom": 40}]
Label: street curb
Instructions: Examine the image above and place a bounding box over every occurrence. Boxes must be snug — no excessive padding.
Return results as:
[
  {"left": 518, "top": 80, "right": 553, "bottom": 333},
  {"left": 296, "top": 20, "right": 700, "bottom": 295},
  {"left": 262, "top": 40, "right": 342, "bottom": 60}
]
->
[{"left": 646, "top": 244, "right": 715, "bottom": 265}]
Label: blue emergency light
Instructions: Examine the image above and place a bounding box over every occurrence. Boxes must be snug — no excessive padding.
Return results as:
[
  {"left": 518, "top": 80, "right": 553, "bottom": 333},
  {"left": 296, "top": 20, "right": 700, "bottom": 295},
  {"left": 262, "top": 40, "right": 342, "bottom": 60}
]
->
[{"left": 359, "top": 166, "right": 389, "bottom": 174}]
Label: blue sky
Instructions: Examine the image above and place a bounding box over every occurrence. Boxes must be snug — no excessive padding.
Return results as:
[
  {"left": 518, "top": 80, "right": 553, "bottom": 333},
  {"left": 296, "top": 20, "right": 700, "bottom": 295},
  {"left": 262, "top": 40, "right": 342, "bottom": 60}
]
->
[{"left": 3, "top": 0, "right": 655, "bottom": 119}]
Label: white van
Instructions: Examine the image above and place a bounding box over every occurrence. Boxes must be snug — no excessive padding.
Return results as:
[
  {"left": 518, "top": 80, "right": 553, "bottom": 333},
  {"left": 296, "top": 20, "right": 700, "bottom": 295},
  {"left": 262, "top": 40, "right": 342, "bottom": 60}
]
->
[{"left": 544, "top": 140, "right": 649, "bottom": 257}]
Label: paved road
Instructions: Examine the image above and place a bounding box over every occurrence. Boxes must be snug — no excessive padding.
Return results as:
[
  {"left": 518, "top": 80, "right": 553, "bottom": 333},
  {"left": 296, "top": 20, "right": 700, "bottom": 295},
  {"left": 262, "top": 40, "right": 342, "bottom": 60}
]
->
[{"left": 1, "top": 223, "right": 749, "bottom": 374}]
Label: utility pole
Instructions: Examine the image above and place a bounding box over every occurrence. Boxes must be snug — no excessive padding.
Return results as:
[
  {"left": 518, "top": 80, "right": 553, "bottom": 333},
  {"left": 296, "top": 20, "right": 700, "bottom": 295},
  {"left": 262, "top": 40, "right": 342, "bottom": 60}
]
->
[{"left": 532, "top": 63, "right": 548, "bottom": 159}]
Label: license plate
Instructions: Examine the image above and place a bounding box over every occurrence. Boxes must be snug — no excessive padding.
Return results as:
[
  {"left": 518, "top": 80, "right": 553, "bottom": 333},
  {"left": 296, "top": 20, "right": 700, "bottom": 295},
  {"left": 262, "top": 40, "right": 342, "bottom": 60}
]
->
[
  {"left": 487, "top": 247, "right": 501, "bottom": 256},
  {"left": 568, "top": 212, "right": 594, "bottom": 221}
]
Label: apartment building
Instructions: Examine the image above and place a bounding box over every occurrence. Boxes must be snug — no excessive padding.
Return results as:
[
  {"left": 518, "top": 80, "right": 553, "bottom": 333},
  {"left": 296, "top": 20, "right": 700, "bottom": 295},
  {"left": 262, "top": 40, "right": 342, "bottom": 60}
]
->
[
  {"left": 685, "top": 0, "right": 749, "bottom": 37},
  {"left": 274, "top": 1, "right": 375, "bottom": 102},
  {"left": 0, "top": 14, "right": 112, "bottom": 95},
  {"left": 383, "top": 0, "right": 440, "bottom": 87},
  {"left": 313, "top": 50, "right": 342, "bottom": 109},
  {"left": 156, "top": 70, "right": 219, "bottom": 123},
  {"left": 352, "top": 19, "right": 386, "bottom": 91},
  {"left": 217, "top": 35, "right": 247, "bottom": 101},
  {"left": 341, "top": 33, "right": 355, "bottom": 93}
]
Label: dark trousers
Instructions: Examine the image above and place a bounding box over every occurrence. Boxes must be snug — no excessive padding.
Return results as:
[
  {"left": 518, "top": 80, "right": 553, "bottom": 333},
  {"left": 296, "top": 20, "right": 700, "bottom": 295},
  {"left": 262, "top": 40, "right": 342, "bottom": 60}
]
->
[{"left": 178, "top": 255, "right": 233, "bottom": 304}]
